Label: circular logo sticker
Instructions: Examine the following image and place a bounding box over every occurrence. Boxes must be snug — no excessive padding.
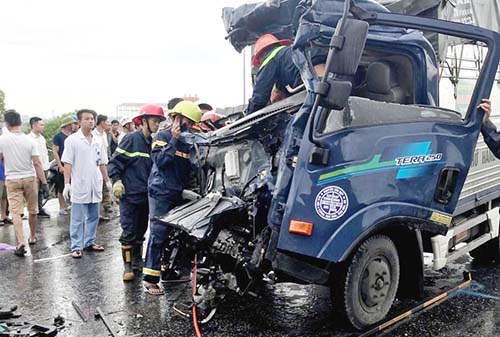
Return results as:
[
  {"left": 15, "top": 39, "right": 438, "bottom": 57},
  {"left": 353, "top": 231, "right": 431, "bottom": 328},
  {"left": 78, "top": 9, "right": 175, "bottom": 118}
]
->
[{"left": 314, "top": 186, "right": 349, "bottom": 221}]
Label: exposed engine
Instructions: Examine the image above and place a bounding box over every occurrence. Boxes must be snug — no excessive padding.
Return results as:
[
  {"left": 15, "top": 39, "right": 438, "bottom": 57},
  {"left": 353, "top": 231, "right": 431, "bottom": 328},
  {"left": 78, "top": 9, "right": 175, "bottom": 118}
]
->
[{"left": 158, "top": 92, "right": 306, "bottom": 319}]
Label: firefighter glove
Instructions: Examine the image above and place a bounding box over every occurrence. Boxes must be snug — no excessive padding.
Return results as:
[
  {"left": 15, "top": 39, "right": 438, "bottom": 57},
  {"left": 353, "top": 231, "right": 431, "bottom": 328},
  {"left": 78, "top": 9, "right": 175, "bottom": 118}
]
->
[{"left": 113, "top": 180, "right": 125, "bottom": 199}]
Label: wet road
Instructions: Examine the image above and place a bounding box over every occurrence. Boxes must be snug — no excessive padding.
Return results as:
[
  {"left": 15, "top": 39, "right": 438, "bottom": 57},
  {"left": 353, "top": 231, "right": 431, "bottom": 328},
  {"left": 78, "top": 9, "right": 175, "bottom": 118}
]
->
[{"left": 0, "top": 200, "right": 499, "bottom": 337}]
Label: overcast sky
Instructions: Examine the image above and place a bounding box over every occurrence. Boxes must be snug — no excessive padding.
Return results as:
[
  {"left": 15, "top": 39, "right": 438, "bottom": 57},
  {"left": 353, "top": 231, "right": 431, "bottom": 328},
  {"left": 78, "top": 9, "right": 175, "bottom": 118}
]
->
[{"left": 0, "top": 0, "right": 253, "bottom": 119}]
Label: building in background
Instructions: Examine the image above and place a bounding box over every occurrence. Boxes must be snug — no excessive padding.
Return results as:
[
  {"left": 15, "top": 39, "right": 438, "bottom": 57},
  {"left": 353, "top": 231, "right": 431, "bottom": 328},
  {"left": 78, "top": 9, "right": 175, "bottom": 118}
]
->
[
  {"left": 116, "top": 95, "right": 201, "bottom": 119},
  {"left": 116, "top": 103, "right": 168, "bottom": 119}
]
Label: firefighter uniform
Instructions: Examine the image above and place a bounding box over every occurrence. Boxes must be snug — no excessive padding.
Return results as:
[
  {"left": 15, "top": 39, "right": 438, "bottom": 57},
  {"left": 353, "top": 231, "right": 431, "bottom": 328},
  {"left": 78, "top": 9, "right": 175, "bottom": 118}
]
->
[
  {"left": 247, "top": 45, "right": 302, "bottom": 114},
  {"left": 108, "top": 130, "right": 152, "bottom": 257},
  {"left": 108, "top": 104, "right": 165, "bottom": 281},
  {"left": 143, "top": 129, "right": 197, "bottom": 285}
]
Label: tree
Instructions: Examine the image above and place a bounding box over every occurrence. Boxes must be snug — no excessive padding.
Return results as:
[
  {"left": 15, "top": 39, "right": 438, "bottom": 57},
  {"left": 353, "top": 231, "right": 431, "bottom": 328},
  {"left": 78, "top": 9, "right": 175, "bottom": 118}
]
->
[
  {"left": 43, "top": 113, "right": 74, "bottom": 161},
  {"left": 0, "top": 90, "right": 5, "bottom": 122}
]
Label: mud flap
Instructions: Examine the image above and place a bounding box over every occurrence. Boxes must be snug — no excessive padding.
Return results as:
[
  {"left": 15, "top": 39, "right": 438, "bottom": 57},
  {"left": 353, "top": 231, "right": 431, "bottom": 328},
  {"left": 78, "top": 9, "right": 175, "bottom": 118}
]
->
[
  {"left": 271, "top": 251, "right": 330, "bottom": 285},
  {"left": 395, "top": 228, "right": 425, "bottom": 300}
]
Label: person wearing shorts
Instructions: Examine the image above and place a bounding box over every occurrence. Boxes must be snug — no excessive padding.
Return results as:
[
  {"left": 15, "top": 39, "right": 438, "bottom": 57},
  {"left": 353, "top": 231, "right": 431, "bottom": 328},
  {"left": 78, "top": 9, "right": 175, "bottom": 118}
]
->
[{"left": 0, "top": 110, "right": 48, "bottom": 256}]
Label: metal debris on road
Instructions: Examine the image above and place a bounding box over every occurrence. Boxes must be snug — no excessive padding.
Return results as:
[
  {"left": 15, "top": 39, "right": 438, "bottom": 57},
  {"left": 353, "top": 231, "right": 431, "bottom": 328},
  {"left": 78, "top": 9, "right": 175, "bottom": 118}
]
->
[
  {"left": 34, "top": 253, "right": 72, "bottom": 263},
  {"left": 71, "top": 301, "right": 88, "bottom": 322}
]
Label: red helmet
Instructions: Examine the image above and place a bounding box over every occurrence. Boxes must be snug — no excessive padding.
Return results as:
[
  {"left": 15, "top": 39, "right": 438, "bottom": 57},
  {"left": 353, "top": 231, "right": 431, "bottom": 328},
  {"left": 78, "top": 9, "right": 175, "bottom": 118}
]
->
[
  {"left": 132, "top": 104, "right": 166, "bottom": 125},
  {"left": 200, "top": 112, "right": 224, "bottom": 131},
  {"left": 252, "top": 34, "right": 293, "bottom": 68}
]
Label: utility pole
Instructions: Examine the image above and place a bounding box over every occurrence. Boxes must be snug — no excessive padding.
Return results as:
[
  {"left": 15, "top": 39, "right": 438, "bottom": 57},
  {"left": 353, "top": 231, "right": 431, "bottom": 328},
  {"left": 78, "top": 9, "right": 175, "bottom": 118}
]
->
[{"left": 243, "top": 48, "right": 246, "bottom": 104}]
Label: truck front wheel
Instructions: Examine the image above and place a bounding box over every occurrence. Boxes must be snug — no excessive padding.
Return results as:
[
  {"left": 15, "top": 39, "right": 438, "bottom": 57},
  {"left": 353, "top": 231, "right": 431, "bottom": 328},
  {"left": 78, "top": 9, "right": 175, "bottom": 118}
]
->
[{"left": 332, "top": 235, "right": 400, "bottom": 330}]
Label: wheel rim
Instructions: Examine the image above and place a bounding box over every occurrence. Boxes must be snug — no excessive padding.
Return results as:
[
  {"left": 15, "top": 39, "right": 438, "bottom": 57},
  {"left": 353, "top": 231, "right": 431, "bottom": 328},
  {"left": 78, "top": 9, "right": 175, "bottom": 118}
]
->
[{"left": 359, "top": 255, "right": 391, "bottom": 312}]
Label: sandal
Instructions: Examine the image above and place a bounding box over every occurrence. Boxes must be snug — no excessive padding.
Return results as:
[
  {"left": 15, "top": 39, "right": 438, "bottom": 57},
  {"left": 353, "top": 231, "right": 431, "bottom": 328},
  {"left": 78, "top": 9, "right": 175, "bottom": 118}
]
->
[
  {"left": 71, "top": 250, "right": 82, "bottom": 258},
  {"left": 143, "top": 282, "right": 164, "bottom": 296},
  {"left": 14, "top": 245, "right": 26, "bottom": 257},
  {"left": 83, "top": 244, "right": 105, "bottom": 252},
  {"left": 28, "top": 237, "right": 37, "bottom": 245}
]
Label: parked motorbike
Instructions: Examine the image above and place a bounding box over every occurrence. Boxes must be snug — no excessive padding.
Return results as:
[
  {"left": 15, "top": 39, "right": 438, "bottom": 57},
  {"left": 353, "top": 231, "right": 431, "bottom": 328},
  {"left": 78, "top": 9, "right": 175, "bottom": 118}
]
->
[{"left": 42, "top": 160, "right": 59, "bottom": 206}]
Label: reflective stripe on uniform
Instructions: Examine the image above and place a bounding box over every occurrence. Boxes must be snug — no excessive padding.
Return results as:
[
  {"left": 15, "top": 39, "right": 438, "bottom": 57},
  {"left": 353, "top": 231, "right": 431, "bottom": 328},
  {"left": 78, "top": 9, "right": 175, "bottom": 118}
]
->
[
  {"left": 259, "top": 45, "right": 286, "bottom": 70},
  {"left": 115, "top": 147, "right": 150, "bottom": 158},
  {"left": 152, "top": 140, "right": 168, "bottom": 149},
  {"left": 175, "top": 151, "right": 190, "bottom": 159},
  {"left": 143, "top": 268, "right": 161, "bottom": 277}
]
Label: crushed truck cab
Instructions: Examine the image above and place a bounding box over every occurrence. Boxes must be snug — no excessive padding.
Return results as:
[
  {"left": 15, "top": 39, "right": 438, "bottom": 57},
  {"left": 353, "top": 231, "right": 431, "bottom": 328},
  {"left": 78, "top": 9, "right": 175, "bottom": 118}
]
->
[{"left": 161, "top": 0, "right": 500, "bottom": 330}]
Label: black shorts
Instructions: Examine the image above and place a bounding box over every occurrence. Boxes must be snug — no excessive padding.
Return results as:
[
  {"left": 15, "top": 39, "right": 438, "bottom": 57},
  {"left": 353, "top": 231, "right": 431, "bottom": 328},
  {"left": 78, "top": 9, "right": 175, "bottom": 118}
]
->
[{"left": 55, "top": 172, "right": 65, "bottom": 194}]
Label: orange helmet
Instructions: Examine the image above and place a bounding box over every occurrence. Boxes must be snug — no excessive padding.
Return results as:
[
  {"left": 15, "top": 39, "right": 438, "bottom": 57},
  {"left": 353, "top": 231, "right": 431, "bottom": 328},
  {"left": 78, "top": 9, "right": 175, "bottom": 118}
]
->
[
  {"left": 132, "top": 104, "right": 166, "bottom": 125},
  {"left": 252, "top": 34, "right": 293, "bottom": 68}
]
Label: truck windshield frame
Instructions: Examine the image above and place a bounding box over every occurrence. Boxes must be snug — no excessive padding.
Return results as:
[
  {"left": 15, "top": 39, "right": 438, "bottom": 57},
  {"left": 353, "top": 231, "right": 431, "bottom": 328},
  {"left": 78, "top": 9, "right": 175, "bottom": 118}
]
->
[
  {"left": 310, "top": 11, "right": 500, "bottom": 141},
  {"left": 354, "top": 12, "right": 500, "bottom": 123}
]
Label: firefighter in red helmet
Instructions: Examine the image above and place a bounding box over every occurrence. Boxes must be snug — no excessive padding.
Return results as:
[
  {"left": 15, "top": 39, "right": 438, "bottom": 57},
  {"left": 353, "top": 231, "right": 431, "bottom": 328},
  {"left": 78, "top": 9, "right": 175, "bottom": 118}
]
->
[{"left": 108, "top": 104, "right": 165, "bottom": 281}]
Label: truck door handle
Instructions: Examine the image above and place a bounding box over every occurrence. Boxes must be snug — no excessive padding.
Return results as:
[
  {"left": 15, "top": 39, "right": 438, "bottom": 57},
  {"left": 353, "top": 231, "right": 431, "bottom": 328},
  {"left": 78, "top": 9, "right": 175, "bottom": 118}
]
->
[{"left": 434, "top": 168, "right": 460, "bottom": 204}]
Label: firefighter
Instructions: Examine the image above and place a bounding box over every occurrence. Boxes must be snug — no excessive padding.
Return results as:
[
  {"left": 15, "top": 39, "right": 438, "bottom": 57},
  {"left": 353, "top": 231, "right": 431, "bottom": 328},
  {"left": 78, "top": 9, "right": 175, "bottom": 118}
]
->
[
  {"left": 143, "top": 100, "right": 202, "bottom": 295},
  {"left": 200, "top": 111, "right": 225, "bottom": 131},
  {"left": 108, "top": 104, "right": 166, "bottom": 281},
  {"left": 246, "top": 34, "right": 302, "bottom": 114}
]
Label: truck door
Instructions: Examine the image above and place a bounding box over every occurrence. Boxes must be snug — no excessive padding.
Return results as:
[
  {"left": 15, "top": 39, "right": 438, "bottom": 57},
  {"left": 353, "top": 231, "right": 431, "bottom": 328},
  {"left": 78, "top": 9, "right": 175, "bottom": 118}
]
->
[{"left": 278, "top": 13, "right": 500, "bottom": 262}]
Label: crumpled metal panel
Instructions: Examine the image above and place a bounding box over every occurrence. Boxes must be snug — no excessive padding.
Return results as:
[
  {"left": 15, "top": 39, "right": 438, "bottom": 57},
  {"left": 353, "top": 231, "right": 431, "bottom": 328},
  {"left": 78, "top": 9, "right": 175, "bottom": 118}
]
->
[
  {"left": 222, "top": 0, "right": 302, "bottom": 52},
  {"left": 158, "top": 193, "right": 246, "bottom": 241}
]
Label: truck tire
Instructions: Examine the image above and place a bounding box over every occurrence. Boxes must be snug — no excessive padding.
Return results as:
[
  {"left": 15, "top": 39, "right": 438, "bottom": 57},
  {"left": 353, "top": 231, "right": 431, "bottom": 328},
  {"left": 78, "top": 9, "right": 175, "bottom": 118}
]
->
[
  {"left": 331, "top": 235, "right": 400, "bottom": 330},
  {"left": 470, "top": 236, "right": 500, "bottom": 263}
]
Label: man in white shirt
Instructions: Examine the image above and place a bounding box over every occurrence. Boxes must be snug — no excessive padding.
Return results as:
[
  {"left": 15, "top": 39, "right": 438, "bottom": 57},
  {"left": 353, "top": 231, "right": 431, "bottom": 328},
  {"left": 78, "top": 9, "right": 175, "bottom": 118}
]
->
[
  {"left": 62, "top": 109, "right": 113, "bottom": 258},
  {"left": 92, "top": 114, "right": 113, "bottom": 215},
  {"left": 29, "top": 117, "right": 50, "bottom": 218},
  {"left": 0, "top": 110, "right": 48, "bottom": 257}
]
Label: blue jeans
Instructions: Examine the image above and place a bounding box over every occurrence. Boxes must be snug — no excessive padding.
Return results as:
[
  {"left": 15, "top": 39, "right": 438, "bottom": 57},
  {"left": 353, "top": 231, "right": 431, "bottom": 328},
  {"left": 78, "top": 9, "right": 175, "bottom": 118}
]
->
[{"left": 70, "top": 203, "right": 100, "bottom": 251}]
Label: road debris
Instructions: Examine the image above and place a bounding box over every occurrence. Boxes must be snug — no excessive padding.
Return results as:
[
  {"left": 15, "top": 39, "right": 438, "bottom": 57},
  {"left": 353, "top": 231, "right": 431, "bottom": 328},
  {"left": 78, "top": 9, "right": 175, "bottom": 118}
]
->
[
  {"left": 71, "top": 301, "right": 88, "bottom": 322},
  {"left": 94, "top": 307, "right": 141, "bottom": 337}
]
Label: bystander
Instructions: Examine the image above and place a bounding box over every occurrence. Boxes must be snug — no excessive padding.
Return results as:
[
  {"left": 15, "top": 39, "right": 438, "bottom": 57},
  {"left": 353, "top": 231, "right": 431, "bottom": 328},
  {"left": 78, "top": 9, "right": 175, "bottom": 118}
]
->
[
  {"left": 118, "top": 117, "right": 135, "bottom": 144},
  {"left": 0, "top": 154, "right": 6, "bottom": 225},
  {"left": 29, "top": 117, "right": 50, "bottom": 218},
  {"left": 0, "top": 110, "right": 48, "bottom": 256},
  {"left": 53, "top": 116, "right": 78, "bottom": 216},
  {"left": 109, "top": 119, "right": 119, "bottom": 155},
  {"left": 62, "top": 109, "right": 113, "bottom": 258},
  {"left": 0, "top": 126, "right": 9, "bottom": 225},
  {"left": 93, "top": 115, "right": 112, "bottom": 215}
]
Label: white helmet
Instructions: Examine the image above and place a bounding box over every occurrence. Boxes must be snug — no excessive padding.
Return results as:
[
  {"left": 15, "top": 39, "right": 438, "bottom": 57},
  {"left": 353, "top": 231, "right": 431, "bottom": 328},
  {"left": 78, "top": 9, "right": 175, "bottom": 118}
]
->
[{"left": 120, "top": 117, "right": 132, "bottom": 127}]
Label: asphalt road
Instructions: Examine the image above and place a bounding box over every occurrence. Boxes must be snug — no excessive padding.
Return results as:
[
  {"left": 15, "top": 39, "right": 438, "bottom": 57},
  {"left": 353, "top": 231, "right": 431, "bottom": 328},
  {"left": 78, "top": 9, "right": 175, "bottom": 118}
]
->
[{"left": 0, "top": 200, "right": 498, "bottom": 337}]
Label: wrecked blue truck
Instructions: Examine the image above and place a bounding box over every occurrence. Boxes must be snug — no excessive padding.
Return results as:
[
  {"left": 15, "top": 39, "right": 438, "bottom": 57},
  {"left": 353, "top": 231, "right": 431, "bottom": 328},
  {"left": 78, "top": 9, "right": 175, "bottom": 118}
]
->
[{"left": 159, "top": 0, "right": 500, "bottom": 329}]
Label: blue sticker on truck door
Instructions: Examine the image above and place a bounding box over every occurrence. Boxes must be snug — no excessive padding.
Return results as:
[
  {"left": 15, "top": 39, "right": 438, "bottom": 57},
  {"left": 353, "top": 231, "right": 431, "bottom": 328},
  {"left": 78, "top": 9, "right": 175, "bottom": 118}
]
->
[{"left": 318, "top": 141, "right": 444, "bottom": 185}]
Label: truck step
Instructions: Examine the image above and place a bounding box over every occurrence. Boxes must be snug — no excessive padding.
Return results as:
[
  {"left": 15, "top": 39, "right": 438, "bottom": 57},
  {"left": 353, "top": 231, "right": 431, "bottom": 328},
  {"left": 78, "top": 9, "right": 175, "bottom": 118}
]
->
[{"left": 431, "top": 207, "right": 499, "bottom": 270}]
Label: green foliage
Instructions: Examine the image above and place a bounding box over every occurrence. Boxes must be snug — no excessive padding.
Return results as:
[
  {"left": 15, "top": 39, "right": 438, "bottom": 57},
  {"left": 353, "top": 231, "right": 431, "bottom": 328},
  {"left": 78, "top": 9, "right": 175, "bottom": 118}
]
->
[
  {"left": 43, "top": 113, "right": 73, "bottom": 160},
  {"left": 0, "top": 90, "right": 5, "bottom": 122},
  {"left": 22, "top": 123, "right": 31, "bottom": 134}
]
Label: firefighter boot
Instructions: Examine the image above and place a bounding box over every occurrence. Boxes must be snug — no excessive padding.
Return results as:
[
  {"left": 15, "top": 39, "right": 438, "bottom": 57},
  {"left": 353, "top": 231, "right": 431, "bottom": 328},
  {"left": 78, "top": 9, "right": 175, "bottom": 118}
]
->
[
  {"left": 122, "top": 245, "right": 135, "bottom": 281},
  {"left": 132, "top": 243, "right": 144, "bottom": 273}
]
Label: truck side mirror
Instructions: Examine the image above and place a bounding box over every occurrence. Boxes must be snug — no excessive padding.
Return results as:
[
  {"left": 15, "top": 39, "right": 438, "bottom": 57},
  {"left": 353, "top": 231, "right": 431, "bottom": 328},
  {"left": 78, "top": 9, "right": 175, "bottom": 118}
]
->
[
  {"left": 318, "top": 19, "right": 369, "bottom": 110},
  {"left": 318, "top": 80, "right": 352, "bottom": 110},
  {"left": 328, "top": 18, "right": 369, "bottom": 78}
]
